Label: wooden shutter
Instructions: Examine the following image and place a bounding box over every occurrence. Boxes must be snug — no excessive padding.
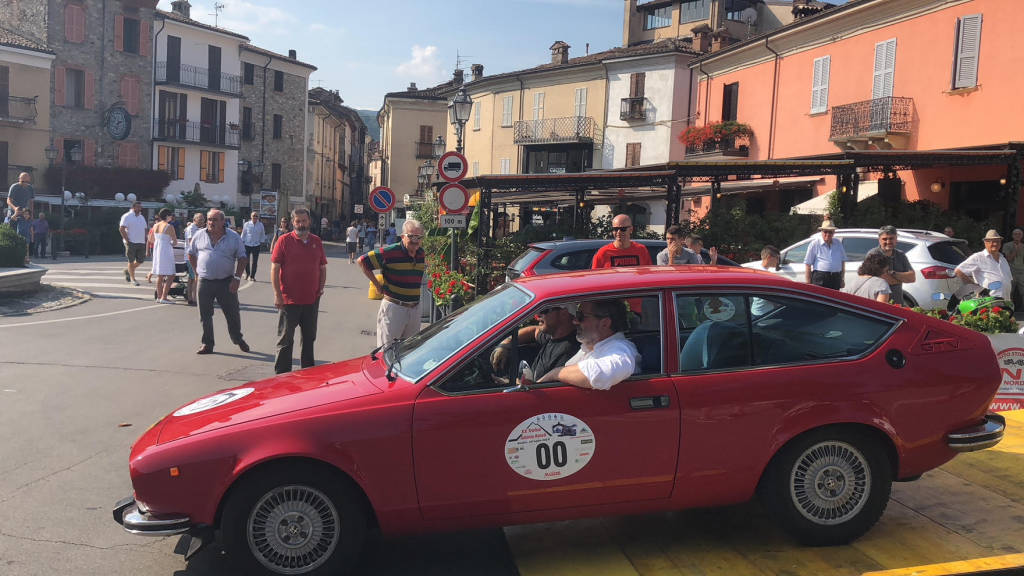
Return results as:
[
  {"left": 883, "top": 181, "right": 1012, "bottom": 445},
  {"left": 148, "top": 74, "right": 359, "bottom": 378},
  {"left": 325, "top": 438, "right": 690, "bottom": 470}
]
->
[
  {"left": 200, "top": 150, "right": 209, "bottom": 181},
  {"left": 0, "top": 66, "right": 8, "bottom": 102},
  {"left": 217, "top": 152, "right": 225, "bottom": 183},
  {"left": 140, "top": 20, "right": 150, "bottom": 57},
  {"left": 74, "top": 6, "right": 85, "bottom": 43},
  {"left": 158, "top": 145, "right": 168, "bottom": 172},
  {"left": 630, "top": 73, "right": 646, "bottom": 99},
  {"left": 625, "top": 143, "right": 641, "bottom": 168},
  {"left": 84, "top": 139, "right": 95, "bottom": 166},
  {"left": 84, "top": 71, "right": 94, "bottom": 109},
  {"left": 954, "top": 14, "right": 982, "bottom": 89},
  {"left": 177, "top": 148, "right": 185, "bottom": 180},
  {"left": 55, "top": 67, "right": 65, "bottom": 106},
  {"left": 811, "top": 56, "right": 830, "bottom": 113},
  {"left": 65, "top": 5, "right": 75, "bottom": 41},
  {"left": 55, "top": 137, "right": 64, "bottom": 162},
  {"left": 419, "top": 125, "right": 432, "bottom": 143},
  {"left": 114, "top": 15, "right": 124, "bottom": 52},
  {"left": 120, "top": 76, "right": 139, "bottom": 115},
  {"left": 872, "top": 39, "right": 896, "bottom": 99}
]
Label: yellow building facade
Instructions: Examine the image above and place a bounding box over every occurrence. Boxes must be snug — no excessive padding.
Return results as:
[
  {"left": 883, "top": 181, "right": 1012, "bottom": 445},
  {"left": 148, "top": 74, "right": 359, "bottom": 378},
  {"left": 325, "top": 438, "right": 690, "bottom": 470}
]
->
[
  {"left": 1, "top": 32, "right": 54, "bottom": 188},
  {"left": 377, "top": 84, "right": 451, "bottom": 210},
  {"left": 623, "top": 0, "right": 794, "bottom": 48}
]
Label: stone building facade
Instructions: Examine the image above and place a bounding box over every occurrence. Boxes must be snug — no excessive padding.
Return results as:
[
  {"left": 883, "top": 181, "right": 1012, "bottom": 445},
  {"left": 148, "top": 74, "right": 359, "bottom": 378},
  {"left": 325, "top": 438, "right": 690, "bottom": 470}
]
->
[
  {"left": 0, "top": 0, "right": 157, "bottom": 169},
  {"left": 306, "top": 87, "right": 368, "bottom": 224},
  {"left": 239, "top": 45, "right": 315, "bottom": 217}
]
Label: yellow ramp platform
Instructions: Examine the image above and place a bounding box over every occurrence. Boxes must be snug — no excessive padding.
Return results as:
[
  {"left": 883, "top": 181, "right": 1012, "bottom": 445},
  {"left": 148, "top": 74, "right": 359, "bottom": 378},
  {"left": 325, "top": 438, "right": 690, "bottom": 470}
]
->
[{"left": 506, "top": 410, "right": 1024, "bottom": 576}]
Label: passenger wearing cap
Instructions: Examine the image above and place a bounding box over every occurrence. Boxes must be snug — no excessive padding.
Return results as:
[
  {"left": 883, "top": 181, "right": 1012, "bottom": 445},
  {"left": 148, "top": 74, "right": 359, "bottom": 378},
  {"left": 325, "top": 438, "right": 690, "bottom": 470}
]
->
[
  {"left": 955, "top": 230, "right": 1013, "bottom": 299},
  {"left": 866, "top": 225, "right": 916, "bottom": 306},
  {"left": 490, "top": 304, "right": 579, "bottom": 378},
  {"left": 804, "top": 217, "right": 846, "bottom": 290},
  {"left": 539, "top": 299, "right": 639, "bottom": 390}
]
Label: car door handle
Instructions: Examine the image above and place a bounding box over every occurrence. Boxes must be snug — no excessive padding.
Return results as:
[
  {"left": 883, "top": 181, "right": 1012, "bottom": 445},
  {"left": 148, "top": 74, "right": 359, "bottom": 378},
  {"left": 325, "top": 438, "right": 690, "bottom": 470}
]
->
[{"left": 630, "top": 395, "right": 671, "bottom": 410}]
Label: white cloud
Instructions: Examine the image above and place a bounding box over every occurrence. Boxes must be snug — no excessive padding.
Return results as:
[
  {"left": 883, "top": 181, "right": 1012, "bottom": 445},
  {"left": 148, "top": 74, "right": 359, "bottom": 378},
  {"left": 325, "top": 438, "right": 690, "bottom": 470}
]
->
[
  {"left": 173, "top": 1, "right": 298, "bottom": 37},
  {"left": 394, "top": 45, "right": 447, "bottom": 85}
]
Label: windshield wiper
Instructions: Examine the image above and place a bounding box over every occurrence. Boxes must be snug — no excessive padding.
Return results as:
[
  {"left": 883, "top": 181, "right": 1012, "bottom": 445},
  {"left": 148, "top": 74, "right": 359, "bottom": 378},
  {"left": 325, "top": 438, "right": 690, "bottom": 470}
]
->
[
  {"left": 385, "top": 338, "right": 402, "bottom": 382},
  {"left": 370, "top": 342, "right": 386, "bottom": 361}
]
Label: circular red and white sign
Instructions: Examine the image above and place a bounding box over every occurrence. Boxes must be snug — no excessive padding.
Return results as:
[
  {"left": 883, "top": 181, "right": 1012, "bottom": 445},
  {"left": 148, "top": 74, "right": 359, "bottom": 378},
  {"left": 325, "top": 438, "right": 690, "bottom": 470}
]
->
[
  {"left": 438, "top": 151, "right": 468, "bottom": 183},
  {"left": 505, "top": 413, "right": 595, "bottom": 481},
  {"left": 439, "top": 183, "right": 470, "bottom": 214}
]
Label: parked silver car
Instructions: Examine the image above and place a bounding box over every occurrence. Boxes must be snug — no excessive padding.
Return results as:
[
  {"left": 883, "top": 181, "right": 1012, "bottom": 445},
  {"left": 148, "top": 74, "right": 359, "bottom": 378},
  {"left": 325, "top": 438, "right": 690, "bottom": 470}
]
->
[{"left": 742, "top": 228, "right": 969, "bottom": 309}]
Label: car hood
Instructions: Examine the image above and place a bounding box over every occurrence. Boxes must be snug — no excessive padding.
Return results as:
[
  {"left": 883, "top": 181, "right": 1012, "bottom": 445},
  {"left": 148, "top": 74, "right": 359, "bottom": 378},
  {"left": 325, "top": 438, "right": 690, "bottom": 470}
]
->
[{"left": 157, "top": 357, "right": 382, "bottom": 444}]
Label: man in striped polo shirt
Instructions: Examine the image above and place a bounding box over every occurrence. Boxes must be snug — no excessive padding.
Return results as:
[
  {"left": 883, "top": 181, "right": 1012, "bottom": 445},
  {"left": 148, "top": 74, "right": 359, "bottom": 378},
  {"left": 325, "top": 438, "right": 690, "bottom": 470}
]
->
[{"left": 359, "top": 219, "right": 427, "bottom": 346}]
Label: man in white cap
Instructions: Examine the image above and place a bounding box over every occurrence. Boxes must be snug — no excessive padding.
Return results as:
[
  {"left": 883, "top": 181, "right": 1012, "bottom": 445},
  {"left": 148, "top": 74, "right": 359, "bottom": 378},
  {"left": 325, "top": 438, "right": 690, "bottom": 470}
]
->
[
  {"left": 804, "top": 218, "right": 846, "bottom": 290},
  {"left": 955, "top": 230, "right": 1013, "bottom": 299}
]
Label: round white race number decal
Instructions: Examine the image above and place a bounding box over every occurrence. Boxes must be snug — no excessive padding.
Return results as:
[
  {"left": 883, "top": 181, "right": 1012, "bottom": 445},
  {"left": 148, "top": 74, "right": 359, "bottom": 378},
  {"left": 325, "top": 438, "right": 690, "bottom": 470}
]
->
[
  {"left": 173, "top": 388, "right": 255, "bottom": 416},
  {"left": 505, "top": 413, "right": 595, "bottom": 480}
]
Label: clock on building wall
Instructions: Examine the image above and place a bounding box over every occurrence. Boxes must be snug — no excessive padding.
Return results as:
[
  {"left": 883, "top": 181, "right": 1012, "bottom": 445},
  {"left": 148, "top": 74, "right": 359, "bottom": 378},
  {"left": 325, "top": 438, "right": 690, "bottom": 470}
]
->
[{"left": 105, "top": 106, "right": 132, "bottom": 141}]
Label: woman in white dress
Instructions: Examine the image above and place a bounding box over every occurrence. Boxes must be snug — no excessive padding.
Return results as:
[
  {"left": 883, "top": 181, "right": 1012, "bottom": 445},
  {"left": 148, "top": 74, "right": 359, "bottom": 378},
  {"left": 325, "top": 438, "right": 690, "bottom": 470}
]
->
[{"left": 150, "top": 208, "right": 178, "bottom": 303}]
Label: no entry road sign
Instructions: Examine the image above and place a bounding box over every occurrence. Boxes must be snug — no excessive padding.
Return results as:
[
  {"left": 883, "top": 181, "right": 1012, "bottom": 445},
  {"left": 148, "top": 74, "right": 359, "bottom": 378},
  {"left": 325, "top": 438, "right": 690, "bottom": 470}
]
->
[
  {"left": 439, "top": 182, "right": 470, "bottom": 214},
  {"left": 369, "top": 186, "right": 396, "bottom": 214}
]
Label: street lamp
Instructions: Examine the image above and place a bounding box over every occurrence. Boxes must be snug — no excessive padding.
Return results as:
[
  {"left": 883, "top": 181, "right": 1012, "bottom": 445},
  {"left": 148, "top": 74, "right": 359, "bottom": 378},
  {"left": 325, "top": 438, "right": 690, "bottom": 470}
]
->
[
  {"left": 447, "top": 87, "right": 473, "bottom": 154},
  {"left": 432, "top": 135, "right": 446, "bottom": 159},
  {"left": 44, "top": 144, "right": 81, "bottom": 259}
]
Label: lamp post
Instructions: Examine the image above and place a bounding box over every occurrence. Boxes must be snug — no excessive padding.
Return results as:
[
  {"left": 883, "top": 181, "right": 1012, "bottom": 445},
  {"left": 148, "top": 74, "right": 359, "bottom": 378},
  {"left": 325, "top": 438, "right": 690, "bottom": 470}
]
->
[
  {"left": 44, "top": 143, "right": 58, "bottom": 260},
  {"left": 446, "top": 87, "right": 472, "bottom": 275},
  {"left": 44, "top": 144, "right": 81, "bottom": 259}
]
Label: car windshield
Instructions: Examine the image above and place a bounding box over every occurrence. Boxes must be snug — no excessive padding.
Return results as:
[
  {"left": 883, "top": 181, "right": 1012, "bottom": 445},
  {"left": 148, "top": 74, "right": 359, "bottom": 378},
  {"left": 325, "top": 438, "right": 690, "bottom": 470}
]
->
[
  {"left": 928, "top": 240, "right": 970, "bottom": 266},
  {"left": 507, "top": 247, "right": 546, "bottom": 276},
  {"left": 393, "top": 283, "right": 533, "bottom": 382}
]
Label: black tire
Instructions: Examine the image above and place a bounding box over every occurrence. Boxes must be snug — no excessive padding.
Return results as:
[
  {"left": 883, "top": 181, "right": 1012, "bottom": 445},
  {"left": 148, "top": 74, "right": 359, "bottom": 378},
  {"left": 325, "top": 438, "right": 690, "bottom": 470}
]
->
[
  {"left": 758, "top": 428, "right": 891, "bottom": 546},
  {"left": 221, "top": 464, "right": 366, "bottom": 575}
]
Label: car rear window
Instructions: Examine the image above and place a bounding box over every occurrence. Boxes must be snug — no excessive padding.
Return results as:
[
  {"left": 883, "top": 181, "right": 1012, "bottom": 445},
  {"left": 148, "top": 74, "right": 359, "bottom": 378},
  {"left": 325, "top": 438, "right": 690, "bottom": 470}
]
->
[
  {"left": 508, "top": 247, "right": 547, "bottom": 277},
  {"left": 551, "top": 249, "right": 598, "bottom": 271},
  {"left": 928, "top": 240, "right": 969, "bottom": 266}
]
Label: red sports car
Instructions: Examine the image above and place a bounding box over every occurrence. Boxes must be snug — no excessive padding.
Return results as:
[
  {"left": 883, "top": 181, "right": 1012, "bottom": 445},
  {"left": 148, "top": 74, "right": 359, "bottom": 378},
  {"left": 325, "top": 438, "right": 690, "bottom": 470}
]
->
[{"left": 114, "top": 266, "right": 1005, "bottom": 576}]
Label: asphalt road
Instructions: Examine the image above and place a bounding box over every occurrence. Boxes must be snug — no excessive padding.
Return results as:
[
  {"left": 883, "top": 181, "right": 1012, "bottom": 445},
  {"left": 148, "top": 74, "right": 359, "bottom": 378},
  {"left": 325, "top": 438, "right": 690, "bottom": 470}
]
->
[{"left": 0, "top": 245, "right": 517, "bottom": 576}]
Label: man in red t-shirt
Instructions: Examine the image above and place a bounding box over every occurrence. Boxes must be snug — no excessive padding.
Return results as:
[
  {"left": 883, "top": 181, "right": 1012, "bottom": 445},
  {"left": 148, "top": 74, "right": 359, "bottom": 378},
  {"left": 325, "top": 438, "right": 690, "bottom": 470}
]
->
[
  {"left": 593, "top": 214, "right": 650, "bottom": 319},
  {"left": 271, "top": 208, "right": 327, "bottom": 374}
]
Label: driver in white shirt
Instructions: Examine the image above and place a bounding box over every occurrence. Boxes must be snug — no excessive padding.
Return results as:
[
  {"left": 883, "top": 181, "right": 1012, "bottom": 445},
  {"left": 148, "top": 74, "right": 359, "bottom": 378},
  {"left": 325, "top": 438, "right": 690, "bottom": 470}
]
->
[{"left": 539, "top": 299, "right": 639, "bottom": 390}]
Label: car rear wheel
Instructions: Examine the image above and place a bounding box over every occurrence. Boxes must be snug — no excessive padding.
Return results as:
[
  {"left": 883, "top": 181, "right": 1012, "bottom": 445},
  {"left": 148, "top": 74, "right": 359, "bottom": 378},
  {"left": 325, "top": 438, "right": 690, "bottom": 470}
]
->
[
  {"left": 222, "top": 465, "right": 366, "bottom": 575},
  {"left": 759, "top": 428, "right": 891, "bottom": 546}
]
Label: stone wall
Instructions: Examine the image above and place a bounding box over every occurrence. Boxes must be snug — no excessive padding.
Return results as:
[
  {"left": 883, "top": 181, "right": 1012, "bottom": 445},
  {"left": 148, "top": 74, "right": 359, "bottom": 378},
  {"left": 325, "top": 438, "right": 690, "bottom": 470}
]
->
[
  {"left": 240, "top": 60, "right": 307, "bottom": 203},
  {"left": 0, "top": 0, "right": 48, "bottom": 46}
]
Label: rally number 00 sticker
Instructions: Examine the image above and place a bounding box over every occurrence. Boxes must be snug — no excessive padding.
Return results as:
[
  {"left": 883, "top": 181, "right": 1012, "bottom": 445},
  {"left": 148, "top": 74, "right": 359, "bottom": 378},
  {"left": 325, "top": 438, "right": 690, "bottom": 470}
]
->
[
  {"left": 173, "top": 388, "right": 255, "bottom": 416},
  {"left": 505, "top": 413, "right": 595, "bottom": 481}
]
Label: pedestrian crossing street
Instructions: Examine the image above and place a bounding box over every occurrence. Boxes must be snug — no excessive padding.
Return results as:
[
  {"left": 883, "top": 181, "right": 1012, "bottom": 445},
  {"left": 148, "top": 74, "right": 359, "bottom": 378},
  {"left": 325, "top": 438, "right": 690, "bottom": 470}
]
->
[{"left": 43, "top": 264, "right": 168, "bottom": 300}]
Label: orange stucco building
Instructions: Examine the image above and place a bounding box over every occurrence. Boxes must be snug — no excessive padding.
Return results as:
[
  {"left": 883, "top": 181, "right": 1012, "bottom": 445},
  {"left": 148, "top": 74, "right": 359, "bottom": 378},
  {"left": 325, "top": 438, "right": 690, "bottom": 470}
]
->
[{"left": 688, "top": 0, "right": 1023, "bottom": 225}]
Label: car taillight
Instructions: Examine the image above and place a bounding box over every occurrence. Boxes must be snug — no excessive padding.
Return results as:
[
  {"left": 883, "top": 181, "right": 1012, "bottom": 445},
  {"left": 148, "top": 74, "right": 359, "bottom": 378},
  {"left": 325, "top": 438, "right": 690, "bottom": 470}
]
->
[
  {"left": 520, "top": 250, "right": 551, "bottom": 277},
  {"left": 921, "top": 265, "right": 956, "bottom": 280}
]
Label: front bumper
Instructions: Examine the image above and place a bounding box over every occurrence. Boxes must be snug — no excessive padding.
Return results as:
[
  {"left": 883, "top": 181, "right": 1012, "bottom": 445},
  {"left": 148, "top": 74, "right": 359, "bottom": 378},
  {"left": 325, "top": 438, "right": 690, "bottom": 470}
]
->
[
  {"left": 947, "top": 413, "right": 1006, "bottom": 452},
  {"left": 113, "top": 496, "right": 191, "bottom": 536}
]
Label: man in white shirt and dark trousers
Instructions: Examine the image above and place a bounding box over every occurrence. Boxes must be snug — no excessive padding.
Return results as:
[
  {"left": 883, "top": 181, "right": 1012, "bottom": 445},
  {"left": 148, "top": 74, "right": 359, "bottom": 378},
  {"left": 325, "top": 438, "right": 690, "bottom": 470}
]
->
[
  {"left": 539, "top": 299, "right": 640, "bottom": 390},
  {"left": 804, "top": 218, "right": 846, "bottom": 290},
  {"left": 956, "top": 229, "right": 1014, "bottom": 299},
  {"left": 118, "top": 201, "right": 148, "bottom": 286},
  {"left": 241, "top": 211, "right": 267, "bottom": 281}
]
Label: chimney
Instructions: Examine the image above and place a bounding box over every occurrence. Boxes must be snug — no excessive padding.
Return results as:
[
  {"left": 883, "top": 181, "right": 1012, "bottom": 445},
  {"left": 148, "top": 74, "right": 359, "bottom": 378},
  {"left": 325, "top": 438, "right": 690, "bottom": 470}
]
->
[
  {"left": 170, "top": 0, "right": 191, "bottom": 18},
  {"left": 710, "top": 29, "right": 735, "bottom": 52},
  {"left": 288, "top": 49, "right": 297, "bottom": 59},
  {"left": 453, "top": 68, "right": 464, "bottom": 86},
  {"left": 407, "top": 82, "right": 418, "bottom": 92},
  {"left": 550, "top": 41, "right": 570, "bottom": 65},
  {"left": 471, "top": 64, "right": 484, "bottom": 82},
  {"left": 691, "top": 23, "right": 712, "bottom": 52}
]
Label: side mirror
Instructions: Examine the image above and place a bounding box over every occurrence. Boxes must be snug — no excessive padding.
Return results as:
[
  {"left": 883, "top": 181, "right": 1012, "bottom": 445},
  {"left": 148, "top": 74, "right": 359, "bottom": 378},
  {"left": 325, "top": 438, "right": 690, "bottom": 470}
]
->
[{"left": 503, "top": 360, "right": 533, "bottom": 393}]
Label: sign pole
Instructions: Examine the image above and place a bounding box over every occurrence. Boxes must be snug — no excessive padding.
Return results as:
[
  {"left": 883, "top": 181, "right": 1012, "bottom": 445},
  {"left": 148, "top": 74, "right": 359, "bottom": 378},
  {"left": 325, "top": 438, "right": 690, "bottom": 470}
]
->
[{"left": 438, "top": 150, "right": 469, "bottom": 276}]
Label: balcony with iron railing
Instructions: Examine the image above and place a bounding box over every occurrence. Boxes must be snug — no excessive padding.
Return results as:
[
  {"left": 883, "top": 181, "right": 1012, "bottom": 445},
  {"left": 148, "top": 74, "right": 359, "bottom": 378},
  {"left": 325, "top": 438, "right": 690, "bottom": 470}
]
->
[
  {"left": 513, "top": 116, "right": 596, "bottom": 145},
  {"left": 153, "top": 117, "right": 240, "bottom": 148},
  {"left": 155, "top": 61, "right": 242, "bottom": 96},
  {"left": 685, "top": 138, "right": 750, "bottom": 158},
  {"left": 415, "top": 141, "right": 435, "bottom": 159},
  {"left": 829, "top": 96, "right": 913, "bottom": 150},
  {"left": 619, "top": 97, "right": 646, "bottom": 121},
  {"left": 0, "top": 96, "right": 38, "bottom": 125}
]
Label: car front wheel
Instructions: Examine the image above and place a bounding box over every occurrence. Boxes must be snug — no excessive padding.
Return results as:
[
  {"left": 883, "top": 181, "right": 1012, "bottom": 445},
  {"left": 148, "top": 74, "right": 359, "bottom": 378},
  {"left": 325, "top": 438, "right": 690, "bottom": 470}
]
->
[
  {"left": 759, "top": 429, "right": 891, "bottom": 546},
  {"left": 222, "top": 465, "right": 366, "bottom": 575}
]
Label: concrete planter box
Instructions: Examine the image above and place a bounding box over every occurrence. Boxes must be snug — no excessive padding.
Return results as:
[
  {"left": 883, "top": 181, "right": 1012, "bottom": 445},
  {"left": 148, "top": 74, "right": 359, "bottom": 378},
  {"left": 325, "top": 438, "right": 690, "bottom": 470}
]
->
[
  {"left": 987, "top": 333, "right": 1024, "bottom": 411},
  {"left": 0, "top": 265, "right": 47, "bottom": 294}
]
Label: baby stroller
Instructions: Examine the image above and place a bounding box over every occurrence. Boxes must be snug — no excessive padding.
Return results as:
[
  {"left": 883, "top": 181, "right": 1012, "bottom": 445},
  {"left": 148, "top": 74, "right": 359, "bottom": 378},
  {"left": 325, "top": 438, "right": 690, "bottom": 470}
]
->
[{"left": 155, "top": 244, "right": 192, "bottom": 302}]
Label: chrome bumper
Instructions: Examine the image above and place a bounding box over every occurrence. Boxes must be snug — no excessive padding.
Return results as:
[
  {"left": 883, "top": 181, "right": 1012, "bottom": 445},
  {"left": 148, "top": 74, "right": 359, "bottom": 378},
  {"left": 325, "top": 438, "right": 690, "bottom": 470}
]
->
[
  {"left": 947, "top": 413, "right": 1006, "bottom": 452},
  {"left": 113, "top": 496, "right": 191, "bottom": 536}
]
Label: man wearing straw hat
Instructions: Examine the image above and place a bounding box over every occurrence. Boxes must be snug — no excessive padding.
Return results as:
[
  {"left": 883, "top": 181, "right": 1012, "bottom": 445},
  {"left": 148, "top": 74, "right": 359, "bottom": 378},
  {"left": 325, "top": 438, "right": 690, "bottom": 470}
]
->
[
  {"left": 804, "top": 217, "right": 846, "bottom": 290},
  {"left": 955, "top": 229, "right": 1013, "bottom": 300}
]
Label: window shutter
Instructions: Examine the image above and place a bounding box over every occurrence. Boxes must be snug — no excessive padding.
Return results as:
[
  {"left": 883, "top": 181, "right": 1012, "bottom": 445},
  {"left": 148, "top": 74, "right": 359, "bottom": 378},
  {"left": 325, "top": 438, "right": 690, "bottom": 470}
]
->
[
  {"left": 158, "top": 145, "right": 168, "bottom": 172},
  {"left": 954, "top": 14, "right": 982, "bottom": 89},
  {"left": 473, "top": 102, "right": 480, "bottom": 129},
  {"left": 200, "top": 150, "right": 209, "bottom": 180},
  {"left": 115, "top": 15, "right": 124, "bottom": 52},
  {"left": 218, "top": 152, "right": 225, "bottom": 182},
  {"left": 131, "top": 76, "right": 140, "bottom": 115},
  {"left": 84, "top": 71, "right": 94, "bottom": 109},
  {"left": 177, "top": 149, "right": 185, "bottom": 180},
  {"left": 84, "top": 139, "right": 95, "bottom": 166},
  {"left": 872, "top": 39, "right": 896, "bottom": 99},
  {"left": 575, "top": 87, "right": 587, "bottom": 117},
  {"left": 811, "top": 56, "right": 830, "bottom": 113},
  {"left": 55, "top": 66, "right": 65, "bottom": 106},
  {"left": 65, "top": 5, "right": 75, "bottom": 41},
  {"left": 74, "top": 6, "right": 85, "bottom": 43},
  {"left": 140, "top": 20, "right": 150, "bottom": 57}
]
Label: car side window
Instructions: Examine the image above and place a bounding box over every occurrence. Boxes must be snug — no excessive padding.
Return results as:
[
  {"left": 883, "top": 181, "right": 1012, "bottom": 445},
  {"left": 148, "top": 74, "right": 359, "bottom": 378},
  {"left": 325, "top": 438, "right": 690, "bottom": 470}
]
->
[
  {"left": 550, "top": 249, "right": 597, "bottom": 271},
  {"left": 783, "top": 241, "right": 809, "bottom": 265},
  {"left": 841, "top": 237, "right": 878, "bottom": 261},
  {"left": 677, "top": 294, "right": 751, "bottom": 372},
  {"left": 748, "top": 295, "right": 894, "bottom": 366},
  {"left": 626, "top": 294, "right": 663, "bottom": 376}
]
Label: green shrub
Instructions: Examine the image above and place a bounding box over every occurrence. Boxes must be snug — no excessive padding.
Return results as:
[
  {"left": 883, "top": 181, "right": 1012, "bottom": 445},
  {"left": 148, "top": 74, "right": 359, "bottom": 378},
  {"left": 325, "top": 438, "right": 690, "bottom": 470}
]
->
[{"left": 0, "top": 224, "right": 28, "bottom": 267}]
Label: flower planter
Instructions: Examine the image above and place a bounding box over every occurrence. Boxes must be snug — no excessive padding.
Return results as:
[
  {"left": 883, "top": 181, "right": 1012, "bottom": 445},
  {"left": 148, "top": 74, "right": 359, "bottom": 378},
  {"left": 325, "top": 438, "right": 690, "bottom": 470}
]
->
[{"left": 987, "top": 332, "right": 1024, "bottom": 411}]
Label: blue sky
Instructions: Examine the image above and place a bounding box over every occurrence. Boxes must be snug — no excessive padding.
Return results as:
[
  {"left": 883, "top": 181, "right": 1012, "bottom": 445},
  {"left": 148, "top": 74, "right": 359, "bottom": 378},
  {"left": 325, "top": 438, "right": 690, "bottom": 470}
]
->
[{"left": 157, "top": 0, "right": 624, "bottom": 111}]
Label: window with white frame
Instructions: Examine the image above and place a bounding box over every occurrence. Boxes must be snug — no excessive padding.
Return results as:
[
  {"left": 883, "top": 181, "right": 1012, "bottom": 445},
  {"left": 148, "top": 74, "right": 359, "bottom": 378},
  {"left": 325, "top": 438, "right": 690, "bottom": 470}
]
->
[
  {"left": 473, "top": 100, "right": 481, "bottom": 130},
  {"left": 872, "top": 39, "right": 896, "bottom": 100},
  {"left": 472, "top": 161, "right": 479, "bottom": 177},
  {"left": 952, "top": 14, "right": 982, "bottom": 89},
  {"left": 500, "top": 158, "right": 510, "bottom": 174},
  {"left": 810, "top": 55, "right": 830, "bottom": 114},
  {"left": 532, "top": 92, "right": 544, "bottom": 121},
  {"left": 501, "top": 95, "right": 513, "bottom": 127},
  {"left": 574, "top": 87, "right": 587, "bottom": 118},
  {"left": 644, "top": 6, "right": 672, "bottom": 29}
]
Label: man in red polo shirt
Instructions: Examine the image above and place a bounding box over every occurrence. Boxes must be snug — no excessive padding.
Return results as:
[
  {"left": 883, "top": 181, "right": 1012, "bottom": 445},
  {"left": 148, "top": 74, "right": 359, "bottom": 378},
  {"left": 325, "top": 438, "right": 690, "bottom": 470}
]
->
[{"left": 271, "top": 208, "right": 327, "bottom": 374}]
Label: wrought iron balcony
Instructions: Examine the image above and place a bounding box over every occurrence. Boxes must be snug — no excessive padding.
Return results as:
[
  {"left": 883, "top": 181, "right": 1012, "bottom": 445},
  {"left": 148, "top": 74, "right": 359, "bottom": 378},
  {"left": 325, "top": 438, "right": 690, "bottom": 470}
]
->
[
  {"left": 514, "top": 116, "right": 596, "bottom": 145},
  {"left": 415, "top": 141, "right": 435, "bottom": 159},
  {"left": 620, "top": 97, "right": 646, "bottom": 121},
  {"left": 829, "top": 96, "right": 913, "bottom": 149},
  {"left": 153, "top": 117, "right": 240, "bottom": 148},
  {"left": 155, "top": 61, "right": 242, "bottom": 95},
  {"left": 0, "top": 96, "right": 38, "bottom": 125},
  {"left": 685, "top": 138, "right": 749, "bottom": 158}
]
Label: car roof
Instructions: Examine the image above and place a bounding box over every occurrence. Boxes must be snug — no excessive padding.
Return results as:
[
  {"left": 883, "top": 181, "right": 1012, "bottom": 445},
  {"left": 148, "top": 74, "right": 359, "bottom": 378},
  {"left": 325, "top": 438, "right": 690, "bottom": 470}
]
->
[
  {"left": 515, "top": 265, "right": 809, "bottom": 299},
  {"left": 826, "top": 228, "right": 963, "bottom": 243},
  {"left": 529, "top": 238, "right": 665, "bottom": 250}
]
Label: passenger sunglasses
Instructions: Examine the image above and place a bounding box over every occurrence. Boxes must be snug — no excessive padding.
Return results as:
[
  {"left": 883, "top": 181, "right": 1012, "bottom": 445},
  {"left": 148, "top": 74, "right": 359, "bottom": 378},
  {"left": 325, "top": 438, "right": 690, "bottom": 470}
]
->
[
  {"left": 574, "top": 310, "right": 607, "bottom": 321},
  {"left": 612, "top": 226, "right": 631, "bottom": 232},
  {"left": 404, "top": 234, "right": 424, "bottom": 241}
]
